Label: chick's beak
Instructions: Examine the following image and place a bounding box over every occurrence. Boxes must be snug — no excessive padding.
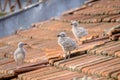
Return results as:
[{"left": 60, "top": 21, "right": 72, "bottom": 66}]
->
[
  {"left": 24, "top": 43, "right": 32, "bottom": 48},
  {"left": 71, "top": 23, "right": 73, "bottom": 25},
  {"left": 57, "top": 35, "right": 60, "bottom": 37},
  {"left": 24, "top": 43, "right": 27, "bottom": 45}
]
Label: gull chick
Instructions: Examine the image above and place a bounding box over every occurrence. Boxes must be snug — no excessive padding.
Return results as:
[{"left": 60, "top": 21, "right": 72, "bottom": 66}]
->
[
  {"left": 71, "top": 20, "right": 88, "bottom": 44},
  {"left": 14, "top": 42, "right": 27, "bottom": 68},
  {"left": 57, "top": 32, "right": 77, "bottom": 61}
]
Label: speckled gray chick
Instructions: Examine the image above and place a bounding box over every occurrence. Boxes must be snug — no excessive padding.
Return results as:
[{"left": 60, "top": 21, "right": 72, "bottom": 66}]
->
[
  {"left": 57, "top": 32, "right": 77, "bottom": 61},
  {"left": 71, "top": 20, "right": 88, "bottom": 43},
  {"left": 14, "top": 42, "right": 27, "bottom": 67}
]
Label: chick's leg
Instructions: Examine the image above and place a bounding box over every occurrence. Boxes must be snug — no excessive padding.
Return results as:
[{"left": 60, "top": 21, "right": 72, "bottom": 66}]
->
[
  {"left": 64, "top": 52, "right": 67, "bottom": 61},
  {"left": 68, "top": 51, "right": 71, "bottom": 59},
  {"left": 75, "top": 37, "right": 82, "bottom": 45},
  {"left": 62, "top": 48, "right": 67, "bottom": 61},
  {"left": 16, "top": 61, "right": 20, "bottom": 69},
  {"left": 16, "top": 58, "right": 23, "bottom": 69}
]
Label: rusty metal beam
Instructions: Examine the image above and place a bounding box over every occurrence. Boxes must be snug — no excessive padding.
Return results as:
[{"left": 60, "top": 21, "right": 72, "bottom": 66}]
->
[
  {"left": 8, "top": 0, "right": 13, "bottom": 12},
  {"left": 1, "top": 0, "right": 37, "bottom": 12},
  {"left": 26, "top": 0, "right": 32, "bottom": 6},
  {"left": 3, "top": 0, "right": 9, "bottom": 11},
  {"left": 3, "top": 0, "right": 14, "bottom": 12},
  {"left": 16, "top": 0, "right": 22, "bottom": 9}
]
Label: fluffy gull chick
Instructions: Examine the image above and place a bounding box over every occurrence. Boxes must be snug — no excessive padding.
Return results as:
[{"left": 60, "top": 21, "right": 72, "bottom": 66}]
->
[
  {"left": 14, "top": 42, "right": 27, "bottom": 68},
  {"left": 57, "top": 32, "right": 77, "bottom": 61},
  {"left": 71, "top": 20, "right": 88, "bottom": 44}
]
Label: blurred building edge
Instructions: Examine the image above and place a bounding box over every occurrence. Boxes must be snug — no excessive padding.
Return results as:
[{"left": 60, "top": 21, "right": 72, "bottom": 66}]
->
[{"left": 0, "top": 0, "right": 37, "bottom": 13}]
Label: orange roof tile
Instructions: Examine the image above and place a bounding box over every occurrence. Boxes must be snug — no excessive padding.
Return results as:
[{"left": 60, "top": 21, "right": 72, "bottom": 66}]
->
[{"left": 0, "top": 0, "right": 120, "bottom": 80}]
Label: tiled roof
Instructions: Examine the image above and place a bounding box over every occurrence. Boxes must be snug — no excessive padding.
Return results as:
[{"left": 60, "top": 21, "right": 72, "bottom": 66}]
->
[
  {"left": 88, "top": 41, "right": 120, "bottom": 56},
  {"left": 18, "top": 66, "right": 108, "bottom": 80},
  {"left": 54, "top": 54, "right": 120, "bottom": 79},
  {"left": 18, "top": 66, "right": 83, "bottom": 80},
  {"left": 0, "top": 0, "right": 120, "bottom": 80}
]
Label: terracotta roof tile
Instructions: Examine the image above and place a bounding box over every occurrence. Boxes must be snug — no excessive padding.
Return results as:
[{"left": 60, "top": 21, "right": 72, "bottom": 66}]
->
[
  {"left": 53, "top": 54, "right": 120, "bottom": 79},
  {"left": 0, "top": 35, "right": 30, "bottom": 47},
  {"left": 18, "top": 66, "right": 85, "bottom": 80},
  {"left": 0, "top": 58, "right": 14, "bottom": 66},
  {"left": 0, "top": 45, "right": 16, "bottom": 58},
  {"left": 88, "top": 41, "right": 120, "bottom": 56},
  {"left": 0, "top": 62, "right": 16, "bottom": 75},
  {"left": 115, "top": 51, "right": 120, "bottom": 57},
  {"left": 0, "top": 73, "right": 15, "bottom": 79},
  {"left": 0, "top": 0, "right": 120, "bottom": 79},
  {"left": 61, "top": 0, "right": 120, "bottom": 24}
]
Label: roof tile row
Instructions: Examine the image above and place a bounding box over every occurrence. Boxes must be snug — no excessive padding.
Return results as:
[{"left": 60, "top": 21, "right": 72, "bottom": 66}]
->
[
  {"left": 54, "top": 54, "right": 120, "bottom": 79},
  {"left": 88, "top": 41, "right": 120, "bottom": 56},
  {"left": 0, "top": 0, "right": 120, "bottom": 79}
]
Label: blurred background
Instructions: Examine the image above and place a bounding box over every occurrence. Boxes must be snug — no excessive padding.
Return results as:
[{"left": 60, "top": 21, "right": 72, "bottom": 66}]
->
[{"left": 0, "top": 0, "right": 86, "bottom": 38}]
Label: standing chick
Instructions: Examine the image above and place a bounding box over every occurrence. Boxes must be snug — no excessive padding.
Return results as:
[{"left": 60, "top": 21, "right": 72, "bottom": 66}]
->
[
  {"left": 57, "top": 32, "right": 77, "bottom": 61},
  {"left": 14, "top": 42, "right": 27, "bottom": 68},
  {"left": 71, "top": 20, "right": 88, "bottom": 44}
]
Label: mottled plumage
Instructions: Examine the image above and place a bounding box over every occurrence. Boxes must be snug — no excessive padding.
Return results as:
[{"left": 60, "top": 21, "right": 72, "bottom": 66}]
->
[
  {"left": 57, "top": 32, "right": 77, "bottom": 61},
  {"left": 14, "top": 42, "right": 27, "bottom": 68},
  {"left": 71, "top": 20, "right": 88, "bottom": 43}
]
